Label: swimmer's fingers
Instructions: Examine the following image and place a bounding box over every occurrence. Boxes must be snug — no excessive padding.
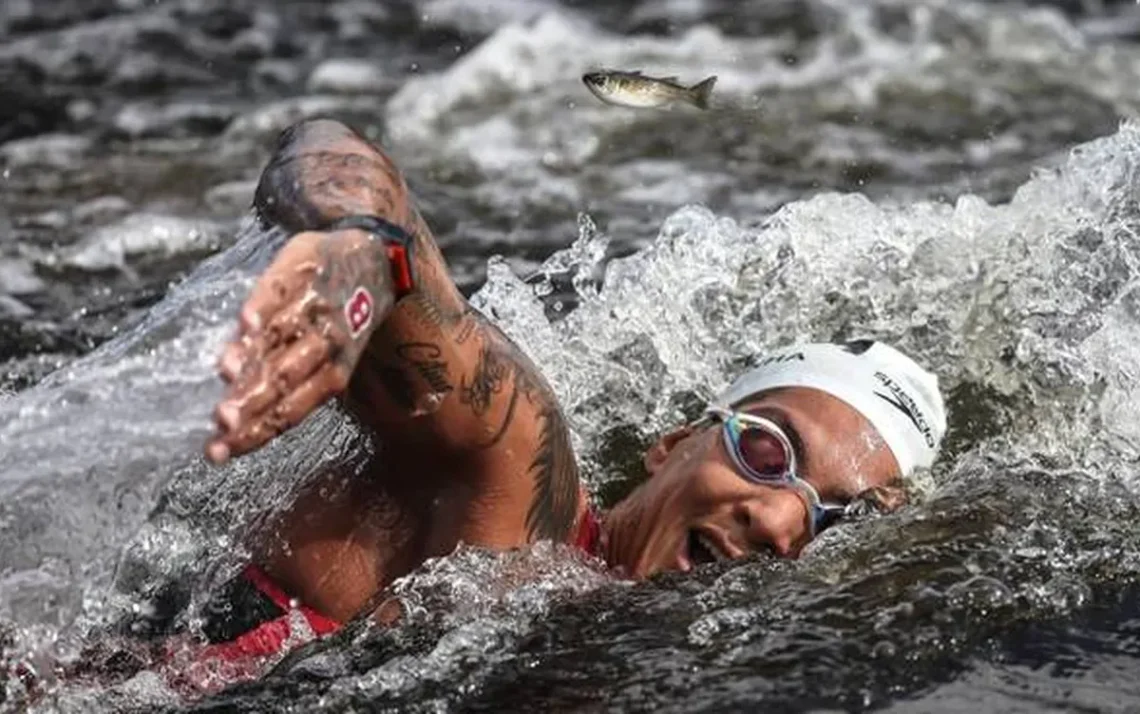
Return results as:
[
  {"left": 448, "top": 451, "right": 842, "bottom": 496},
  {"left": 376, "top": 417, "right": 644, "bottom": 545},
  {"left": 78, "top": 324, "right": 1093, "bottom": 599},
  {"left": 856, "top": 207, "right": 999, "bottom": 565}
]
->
[
  {"left": 206, "top": 363, "right": 349, "bottom": 462},
  {"left": 216, "top": 232, "right": 327, "bottom": 383},
  {"left": 207, "top": 228, "right": 396, "bottom": 463},
  {"left": 221, "top": 228, "right": 390, "bottom": 374},
  {"left": 214, "top": 275, "right": 373, "bottom": 424},
  {"left": 213, "top": 328, "right": 334, "bottom": 430},
  {"left": 218, "top": 291, "right": 326, "bottom": 384},
  {"left": 237, "top": 232, "right": 326, "bottom": 336},
  {"left": 209, "top": 311, "right": 358, "bottom": 462}
]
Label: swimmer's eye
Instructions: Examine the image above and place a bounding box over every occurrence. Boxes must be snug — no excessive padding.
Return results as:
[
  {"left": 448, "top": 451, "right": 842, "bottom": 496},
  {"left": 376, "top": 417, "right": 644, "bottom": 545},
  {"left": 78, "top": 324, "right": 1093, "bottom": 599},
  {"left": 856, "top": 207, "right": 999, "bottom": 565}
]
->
[{"left": 735, "top": 426, "right": 791, "bottom": 479}]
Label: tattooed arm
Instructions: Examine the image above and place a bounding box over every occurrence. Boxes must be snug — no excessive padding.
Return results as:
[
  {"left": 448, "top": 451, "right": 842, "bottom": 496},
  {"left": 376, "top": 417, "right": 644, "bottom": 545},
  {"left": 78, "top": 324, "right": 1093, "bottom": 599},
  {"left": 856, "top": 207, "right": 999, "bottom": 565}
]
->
[{"left": 206, "top": 119, "right": 581, "bottom": 543}]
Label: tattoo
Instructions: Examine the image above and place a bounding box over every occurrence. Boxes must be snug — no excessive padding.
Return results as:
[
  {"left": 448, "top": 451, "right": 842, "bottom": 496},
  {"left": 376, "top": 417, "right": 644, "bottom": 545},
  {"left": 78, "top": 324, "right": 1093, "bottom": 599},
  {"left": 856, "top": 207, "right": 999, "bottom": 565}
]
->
[
  {"left": 459, "top": 341, "right": 509, "bottom": 416},
  {"left": 466, "top": 328, "right": 577, "bottom": 539},
  {"left": 256, "top": 117, "right": 582, "bottom": 537},
  {"left": 255, "top": 147, "right": 404, "bottom": 233},
  {"left": 454, "top": 315, "right": 476, "bottom": 345},
  {"left": 344, "top": 287, "right": 375, "bottom": 338},
  {"left": 525, "top": 403, "right": 580, "bottom": 542},
  {"left": 395, "top": 342, "right": 453, "bottom": 395},
  {"left": 408, "top": 292, "right": 446, "bottom": 326},
  {"left": 377, "top": 366, "right": 417, "bottom": 411},
  {"left": 313, "top": 234, "right": 390, "bottom": 370},
  {"left": 456, "top": 330, "right": 521, "bottom": 449},
  {"left": 470, "top": 381, "right": 520, "bottom": 450},
  {"left": 457, "top": 329, "right": 543, "bottom": 451},
  {"left": 408, "top": 292, "right": 478, "bottom": 345},
  {"left": 511, "top": 352, "right": 541, "bottom": 405}
]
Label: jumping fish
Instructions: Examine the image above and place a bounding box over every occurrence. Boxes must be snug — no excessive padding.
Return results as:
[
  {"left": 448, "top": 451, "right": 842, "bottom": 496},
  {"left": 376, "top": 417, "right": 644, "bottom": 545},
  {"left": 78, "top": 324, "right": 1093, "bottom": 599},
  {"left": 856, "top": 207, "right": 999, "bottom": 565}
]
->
[{"left": 582, "top": 70, "right": 717, "bottom": 110}]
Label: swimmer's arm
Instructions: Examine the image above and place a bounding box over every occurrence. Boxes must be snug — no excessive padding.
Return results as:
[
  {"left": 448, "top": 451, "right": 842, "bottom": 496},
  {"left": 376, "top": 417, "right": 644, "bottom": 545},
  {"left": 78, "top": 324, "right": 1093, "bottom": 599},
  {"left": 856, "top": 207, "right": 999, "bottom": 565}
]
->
[{"left": 207, "top": 119, "right": 582, "bottom": 542}]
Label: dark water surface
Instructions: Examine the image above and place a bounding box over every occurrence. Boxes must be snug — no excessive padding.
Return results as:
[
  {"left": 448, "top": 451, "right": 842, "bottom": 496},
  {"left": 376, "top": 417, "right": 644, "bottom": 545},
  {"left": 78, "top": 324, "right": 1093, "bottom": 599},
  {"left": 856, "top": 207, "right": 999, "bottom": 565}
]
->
[{"left": 4, "top": 0, "right": 1140, "bottom": 712}]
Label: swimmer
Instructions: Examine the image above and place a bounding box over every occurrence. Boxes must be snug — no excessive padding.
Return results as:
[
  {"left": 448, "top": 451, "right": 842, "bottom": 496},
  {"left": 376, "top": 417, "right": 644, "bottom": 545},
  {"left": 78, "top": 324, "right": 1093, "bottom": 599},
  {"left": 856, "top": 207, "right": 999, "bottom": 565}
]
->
[
  {"left": 189, "top": 118, "right": 948, "bottom": 664},
  {"left": 1, "top": 118, "right": 949, "bottom": 700}
]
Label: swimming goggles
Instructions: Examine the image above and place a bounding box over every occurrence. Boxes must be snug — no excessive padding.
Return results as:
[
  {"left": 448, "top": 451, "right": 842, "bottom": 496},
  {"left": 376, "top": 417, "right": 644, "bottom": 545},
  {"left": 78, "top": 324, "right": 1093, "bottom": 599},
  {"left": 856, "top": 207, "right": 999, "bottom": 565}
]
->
[{"left": 700, "top": 404, "right": 848, "bottom": 536}]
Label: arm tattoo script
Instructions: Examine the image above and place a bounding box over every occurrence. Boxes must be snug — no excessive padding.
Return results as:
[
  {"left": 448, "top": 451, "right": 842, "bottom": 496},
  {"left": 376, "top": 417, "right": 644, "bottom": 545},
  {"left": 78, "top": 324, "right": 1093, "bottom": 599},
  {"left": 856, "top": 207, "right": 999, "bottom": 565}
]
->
[
  {"left": 474, "top": 327, "right": 580, "bottom": 542},
  {"left": 395, "top": 342, "right": 454, "bottom": 396},
  {"left": 459, "top": 341, "right": 510, "bottom": 417}
]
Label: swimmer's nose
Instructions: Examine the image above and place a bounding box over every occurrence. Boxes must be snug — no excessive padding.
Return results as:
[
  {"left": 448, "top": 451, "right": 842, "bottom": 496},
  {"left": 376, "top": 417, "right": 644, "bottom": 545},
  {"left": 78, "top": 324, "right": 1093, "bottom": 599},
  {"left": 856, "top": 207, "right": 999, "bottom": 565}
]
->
[{"left": 732, "top": 496, "right": 806, "bottom": 557}]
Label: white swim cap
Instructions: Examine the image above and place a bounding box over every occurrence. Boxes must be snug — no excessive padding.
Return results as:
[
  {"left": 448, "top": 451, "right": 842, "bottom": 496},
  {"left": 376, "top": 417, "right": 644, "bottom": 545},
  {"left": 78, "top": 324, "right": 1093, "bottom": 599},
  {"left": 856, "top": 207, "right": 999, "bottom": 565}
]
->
[{"left": 716, "top": 341, "right": 947, "bottom": 476}]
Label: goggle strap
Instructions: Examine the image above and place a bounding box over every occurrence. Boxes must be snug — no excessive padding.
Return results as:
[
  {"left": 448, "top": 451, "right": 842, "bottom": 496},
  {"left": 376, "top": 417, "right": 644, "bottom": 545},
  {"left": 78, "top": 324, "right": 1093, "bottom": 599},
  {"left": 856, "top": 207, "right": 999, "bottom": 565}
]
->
[{"left": 779, "top": 477, "right": 819, "bottom": 536}]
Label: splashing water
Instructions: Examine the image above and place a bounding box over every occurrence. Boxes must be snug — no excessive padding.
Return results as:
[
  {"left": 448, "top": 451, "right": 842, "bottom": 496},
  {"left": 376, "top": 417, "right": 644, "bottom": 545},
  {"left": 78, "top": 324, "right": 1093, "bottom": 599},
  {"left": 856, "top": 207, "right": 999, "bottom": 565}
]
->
[
  {"left": 2, "top": 114, "right": 1140, "bottom": 711},
  {"left": 5, "top": 0, "right": 1140, "bottom": 707}
]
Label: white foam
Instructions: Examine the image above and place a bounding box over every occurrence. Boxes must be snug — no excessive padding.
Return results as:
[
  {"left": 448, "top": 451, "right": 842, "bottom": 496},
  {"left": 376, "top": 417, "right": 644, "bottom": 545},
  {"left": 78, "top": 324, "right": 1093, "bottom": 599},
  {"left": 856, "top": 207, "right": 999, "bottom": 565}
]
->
[
  {"left": 386, "top": 12, "right": 764, "bottom": 159},
  {"left": 50, "top": 213, "right": 225, "bottom": 273},
  {"left": 0, "top": 258, "right": 46, "bottom": 296},
  {"left": 6, "top": 3, "right": 1140, "bottom": 699},
  {"left": 471, "top": 120, "right": 1140, "bottom": 484},
  {"left": 307, "top": 58, "right": 389, "bottom": 95},
  {"left": 0, "top": 134, "right": 93, "bottom": 168},
  {"left": 418, "top": 0, "right": 569, "bottom": 35},
  {"left": 382, "top": 0, "right": 1140, "bottom": 278},
  {"left": 386, "top": 2, "right": 1140, "bottom": 181}
]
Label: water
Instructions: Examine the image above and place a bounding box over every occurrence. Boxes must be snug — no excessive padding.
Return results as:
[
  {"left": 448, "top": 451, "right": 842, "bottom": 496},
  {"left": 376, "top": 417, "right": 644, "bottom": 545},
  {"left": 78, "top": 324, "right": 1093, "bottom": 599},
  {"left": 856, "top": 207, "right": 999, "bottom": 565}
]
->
[{"left": 3, "top": 0, "right": 1140, "bottom": 711}]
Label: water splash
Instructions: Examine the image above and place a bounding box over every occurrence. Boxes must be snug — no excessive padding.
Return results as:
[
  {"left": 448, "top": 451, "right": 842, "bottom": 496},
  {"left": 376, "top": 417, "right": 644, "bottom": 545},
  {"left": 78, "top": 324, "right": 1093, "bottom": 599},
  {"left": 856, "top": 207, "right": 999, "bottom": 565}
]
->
[
  {"left": 5, "top": 22, "right": 1140, "bottom": 714},
  {"left": 0, "top": 217, "right": 373, "bottom": 709}
]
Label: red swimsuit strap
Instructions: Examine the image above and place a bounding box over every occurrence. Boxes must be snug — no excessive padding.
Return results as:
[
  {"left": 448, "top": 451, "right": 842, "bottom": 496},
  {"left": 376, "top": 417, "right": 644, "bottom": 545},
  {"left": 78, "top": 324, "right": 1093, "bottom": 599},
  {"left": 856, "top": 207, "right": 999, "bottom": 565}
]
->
[
  {"left": 242, "top": 565, "right": 341, "bottom": 634},
  {"left": 194, "top": 517, "right": 602, "bottom": 669},
  {"left": 191, "top": 567, "right": 342, "bottom": 665},
  {"left": 573, "top": 505, "right": 602, "bottom": 558}
]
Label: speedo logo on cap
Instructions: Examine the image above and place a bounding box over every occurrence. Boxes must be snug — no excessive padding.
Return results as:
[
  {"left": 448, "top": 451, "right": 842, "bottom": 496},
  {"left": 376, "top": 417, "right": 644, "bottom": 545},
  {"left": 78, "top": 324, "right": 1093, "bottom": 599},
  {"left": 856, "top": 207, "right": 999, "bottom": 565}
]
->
[
  {"left": 754, "top": 351, "right": 804, "bottom": 367},
  {"left": 872, "top": 371, "right": 936, "bottom": 448}
]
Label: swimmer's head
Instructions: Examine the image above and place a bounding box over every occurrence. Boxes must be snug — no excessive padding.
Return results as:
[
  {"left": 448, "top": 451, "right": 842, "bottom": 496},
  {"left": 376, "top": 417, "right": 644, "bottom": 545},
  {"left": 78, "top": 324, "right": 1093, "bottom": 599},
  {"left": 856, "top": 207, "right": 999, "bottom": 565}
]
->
[{"left": 602, "top": 340, "right": 947, "bottom": 577}]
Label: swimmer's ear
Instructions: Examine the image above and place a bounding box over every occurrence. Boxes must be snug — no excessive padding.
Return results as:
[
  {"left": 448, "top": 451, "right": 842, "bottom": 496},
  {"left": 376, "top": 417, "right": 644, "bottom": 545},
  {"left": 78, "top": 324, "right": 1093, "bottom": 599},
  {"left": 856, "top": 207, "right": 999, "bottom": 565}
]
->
[
  {"left": 643, "top": 425, "right": 698, "bottom": 476},
  {"left": 850, "top": 481, "right": 908, "bottom": 515}
]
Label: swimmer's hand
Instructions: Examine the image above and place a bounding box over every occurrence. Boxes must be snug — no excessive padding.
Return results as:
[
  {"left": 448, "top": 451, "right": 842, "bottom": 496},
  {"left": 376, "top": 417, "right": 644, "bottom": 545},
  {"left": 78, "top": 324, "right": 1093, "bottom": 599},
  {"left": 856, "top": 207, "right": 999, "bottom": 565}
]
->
[{"left": 206, "top": 229, "right": 396, "bottom": 464}]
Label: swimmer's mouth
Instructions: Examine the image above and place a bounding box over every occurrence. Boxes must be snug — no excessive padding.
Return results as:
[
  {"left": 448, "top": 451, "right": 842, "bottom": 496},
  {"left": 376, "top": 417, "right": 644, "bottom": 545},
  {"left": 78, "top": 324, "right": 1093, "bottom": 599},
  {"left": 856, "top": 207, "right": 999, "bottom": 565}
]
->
[{"left": 687, "top": 529, "right": 730, "bottom": 566}]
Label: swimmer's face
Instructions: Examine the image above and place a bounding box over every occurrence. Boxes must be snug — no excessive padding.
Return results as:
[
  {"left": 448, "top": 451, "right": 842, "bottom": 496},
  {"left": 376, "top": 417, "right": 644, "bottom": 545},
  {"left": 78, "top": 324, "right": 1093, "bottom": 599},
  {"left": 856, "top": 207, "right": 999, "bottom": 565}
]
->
[{"left": 602, "top": 387, "right": 901, "bottom": 578}]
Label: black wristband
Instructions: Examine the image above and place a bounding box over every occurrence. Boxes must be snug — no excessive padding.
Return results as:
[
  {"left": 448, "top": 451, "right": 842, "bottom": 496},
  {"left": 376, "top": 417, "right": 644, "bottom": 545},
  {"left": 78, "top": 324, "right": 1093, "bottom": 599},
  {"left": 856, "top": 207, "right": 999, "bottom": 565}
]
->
[{"left": 325, "top": 215, "right": 417, "bottom": 299}]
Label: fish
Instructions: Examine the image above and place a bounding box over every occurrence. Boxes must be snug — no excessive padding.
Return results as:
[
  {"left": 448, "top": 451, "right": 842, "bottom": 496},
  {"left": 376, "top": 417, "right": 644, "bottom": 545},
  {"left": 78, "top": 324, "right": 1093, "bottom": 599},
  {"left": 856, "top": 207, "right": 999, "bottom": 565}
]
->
[{"left": 582, "top": 70, "right": 718, "bottom": 110}]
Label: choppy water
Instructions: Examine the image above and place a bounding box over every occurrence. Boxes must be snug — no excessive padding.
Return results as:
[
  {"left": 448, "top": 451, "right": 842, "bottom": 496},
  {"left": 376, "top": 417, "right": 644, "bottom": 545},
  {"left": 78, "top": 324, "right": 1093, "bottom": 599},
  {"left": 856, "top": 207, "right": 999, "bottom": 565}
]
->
[{"left": 4, "top": 0, "right": 1140, "bottom": 711}]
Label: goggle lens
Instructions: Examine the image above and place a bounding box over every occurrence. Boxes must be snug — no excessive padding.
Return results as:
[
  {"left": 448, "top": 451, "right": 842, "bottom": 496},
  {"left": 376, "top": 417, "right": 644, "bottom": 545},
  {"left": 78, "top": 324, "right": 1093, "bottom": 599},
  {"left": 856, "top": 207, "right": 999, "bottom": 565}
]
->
[
  {"left": 733, "top": 422, "right": 791, "bottom": 480},
  {"left": 707, "top": 405, "right": 848, "bottom": 537}
]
